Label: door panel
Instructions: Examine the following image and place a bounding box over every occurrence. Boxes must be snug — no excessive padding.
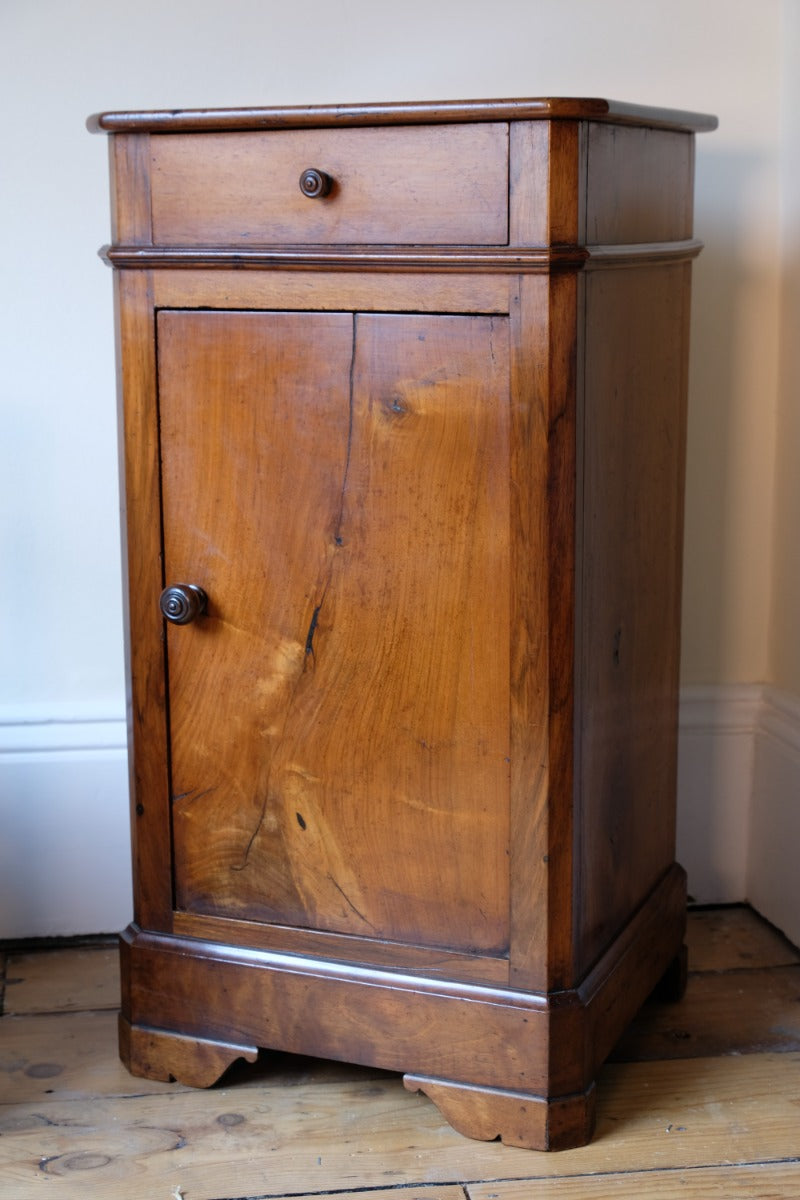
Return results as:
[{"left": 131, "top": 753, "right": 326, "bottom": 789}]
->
[
  {"left": 158, "top": 309, "right": 511, "bottom": 954},
  {"left": 159, "top": 310, "right": 355, "bottom": 927}
]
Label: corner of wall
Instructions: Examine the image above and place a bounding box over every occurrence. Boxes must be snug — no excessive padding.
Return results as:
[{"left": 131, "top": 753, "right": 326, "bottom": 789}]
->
[
  {"left": 747, "top": 687, "right": 800, "bottom": 947},
  {"left": 678, "top": 682, "right": 800, "bottom": 948},
  {"left": 677, "top": 684, "right": 758, "bottom": 904}
]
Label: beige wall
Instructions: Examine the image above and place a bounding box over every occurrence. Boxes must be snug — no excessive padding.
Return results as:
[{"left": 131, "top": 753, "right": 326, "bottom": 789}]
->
[
  {"left": 0, "top": 0, "right": 786, "bottom": 700},
  {"left": 769, "top": 1, "right": 800, "bottom": 693},
  {"left": 1, "top": 0, "right": 796, "bottom": 936},
  {"left": 0, "top": 0, "right": 789, "bottom": 712}
]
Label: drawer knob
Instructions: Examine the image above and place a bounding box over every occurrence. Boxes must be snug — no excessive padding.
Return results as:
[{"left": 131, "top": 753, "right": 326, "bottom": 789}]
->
[
  {"left": 159, "top": 584, "right": 208, "bottom": 625},
  {"left": 299, "top": 168, "right": 333, "bottom": 199}
]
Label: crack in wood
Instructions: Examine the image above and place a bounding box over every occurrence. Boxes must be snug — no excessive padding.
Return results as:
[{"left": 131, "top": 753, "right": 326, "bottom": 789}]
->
[
  {"left": 171, "top": 786, "right": 218, "bottom": 808},
  {"left": 305, "top": 604, "right": 322, "bottom": 660},
  {"left": 232, "top": 316, "right": 357, "bottom": 876},
  {"left": 327, "top": 872, "right": 377, "bottom": 931}
]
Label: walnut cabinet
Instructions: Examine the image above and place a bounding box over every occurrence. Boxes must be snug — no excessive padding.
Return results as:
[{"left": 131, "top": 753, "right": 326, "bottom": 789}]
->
[{"left": 89, "top": 97, "right": 716, "bottom": 1150}]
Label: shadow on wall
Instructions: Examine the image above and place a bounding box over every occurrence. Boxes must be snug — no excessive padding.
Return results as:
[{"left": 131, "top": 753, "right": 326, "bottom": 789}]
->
[{"left": 681, "top": 145, "right": 776, "bottom": 685}]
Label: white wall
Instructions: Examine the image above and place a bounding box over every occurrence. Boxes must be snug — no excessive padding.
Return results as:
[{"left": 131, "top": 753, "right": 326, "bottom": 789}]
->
[
  {"left": 770, "top": 0, "right": 800, "bottom": 695},
  {"left": 746, "top": 0, "right": 800, "bottom": 946},
  {"left": 0, "top": 0, "right": 794, "bottom": 939}
]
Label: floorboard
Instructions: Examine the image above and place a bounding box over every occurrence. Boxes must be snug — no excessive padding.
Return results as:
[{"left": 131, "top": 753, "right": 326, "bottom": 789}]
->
[
  {"left": 467, "top": 1162, "right": 800, "bottom": 1199},
  {"left": 2, "top": 946, "right": 119, "bottom": 1015},
  {"left": 612, "top": 964, "right": 800, "bottom": 1060},
  {"left": 0, "top": 906, "right": 798, "bottom": 1200}
]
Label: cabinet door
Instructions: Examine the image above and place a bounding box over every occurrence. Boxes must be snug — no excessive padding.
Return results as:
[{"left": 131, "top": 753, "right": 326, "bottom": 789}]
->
[{"left": 158, "top": 309, "right": 511, "bottom": 954}]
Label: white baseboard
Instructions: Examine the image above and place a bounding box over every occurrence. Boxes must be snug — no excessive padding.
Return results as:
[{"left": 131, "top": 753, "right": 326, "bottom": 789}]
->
[
  {"left": 0, "top": 711, "right": 132, "bottom": 939},
  {"left": 676, "top": 684, "right": 760, "bottom": 905},
  {"left": 678, "top": 683, "right": 800, "bottom": 948},
  {"left": 2, "top": 687, "right": 798, "bottom": 943},
  {"left": 747, "top": 688, "right": 800, "bottom": 948}
]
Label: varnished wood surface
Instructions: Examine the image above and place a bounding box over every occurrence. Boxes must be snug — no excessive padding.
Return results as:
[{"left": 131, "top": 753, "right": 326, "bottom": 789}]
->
[
  {"left": 1, "top": 907, "right": 798, "bottom": 1198},
  {"left": 159, "top": 310, "right": 511, "bottom": 951},
  {"left": 103, "top": 245, "right": 593, "bottom": 270},
  {"left": 171, "top": 910, "right": 511, "bottom": 985},
  {"left": 584, "top": 124, "right": 695, "bottom": 244},
  {"left": 87, "top": 96, "right": 718, "bottom": 134},
  {"left": 97, "top": 101, "right": 709, "bottom": 1150},
  {"left": 151, "top": 268, "right": 512, "bottom": 312},
  {"left": 150, "top": 124, "right": 509, "bottom": 246},
  {"left": 575, "top": 263, "right": 692, "bottom": 976},
  {"left": 114, "top": 269, "right": 173, "bottom": 930}
]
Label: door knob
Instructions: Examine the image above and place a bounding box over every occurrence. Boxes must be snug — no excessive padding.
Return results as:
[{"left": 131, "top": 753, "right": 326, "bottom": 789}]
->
[
  {"left": 159, "top": 584, "right": 208, "bottom": 625},
  {"left": 299, "top": 168, "right": 333, "bottom": 198}
]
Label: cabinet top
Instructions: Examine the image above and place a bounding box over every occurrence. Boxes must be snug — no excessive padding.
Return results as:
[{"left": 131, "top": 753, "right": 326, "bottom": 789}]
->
[{"left": 87, "top": 96, "right": 717, "bottom": 135}]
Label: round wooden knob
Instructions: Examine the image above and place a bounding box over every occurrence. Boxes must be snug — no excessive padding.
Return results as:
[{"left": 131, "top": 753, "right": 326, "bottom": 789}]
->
[
  {"left": 299, "top": 168, "right": 333, "bottom": 199},
  {"left": 159, "top": 584, "right": 208, "bottom": 625}
]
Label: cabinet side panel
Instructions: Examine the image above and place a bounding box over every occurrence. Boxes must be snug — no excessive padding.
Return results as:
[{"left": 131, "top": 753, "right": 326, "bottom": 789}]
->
[
  {"left": 585, "top": 124, "right": 694, "bottom": 245},
  {"left": 576, "top": 263, "right": 691, "bottom": 975}
]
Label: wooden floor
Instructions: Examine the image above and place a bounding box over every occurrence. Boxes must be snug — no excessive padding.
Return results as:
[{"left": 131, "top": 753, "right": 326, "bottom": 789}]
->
[{"left": 1, "top": 906, "right": 799, "bottom": 1199}]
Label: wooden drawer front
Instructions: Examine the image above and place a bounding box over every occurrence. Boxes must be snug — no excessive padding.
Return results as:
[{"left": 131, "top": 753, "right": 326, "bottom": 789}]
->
[{"left": 150, "top": 124, "right": 509, "bottom": 246}]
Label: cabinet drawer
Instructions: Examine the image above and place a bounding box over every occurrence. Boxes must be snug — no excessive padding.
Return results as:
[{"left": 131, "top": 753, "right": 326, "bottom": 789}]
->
[{"left": 150, "top": 123, "right": 509, "bottom": 246}]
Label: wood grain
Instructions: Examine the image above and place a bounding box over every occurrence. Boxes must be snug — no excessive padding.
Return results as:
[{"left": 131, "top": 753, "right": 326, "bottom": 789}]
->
[
  {"left": 109, "top": 133, "right": 151, "bottom": 244},
  {"left": 150, "top": 124, "right": 508, "bottom": 246},
  {"left": 508, "top": 120, "right": 550, "bottom": 246},
  {"left": 2, "top": 910, "right": 796, "bottom": 1197},
  {"left": 2, "top": 1055, "right": 799, "bottom": 1199},
  {"left": 0, "top": 1010, "right": 386, "bottom": 1105},
  {"left": 404, "top": 1073, "right": 596, "bottom": 1152},
  {"left": 468, "top": 1163, "right": 800, "bottom": 1200},
  {"left": 120, "top": 928, "right": 552, "bottom": 1094},
  {"left": 575, "top": 263, "right": 692, "bottom": 975},
  {"left": 172, "top": 910, "right": 510, "bottom": 985},
  {"left": 506, "top": 274, "right": 551, "bottom": 991},
  {"left": 540, "top": 269, "right": 580, "bottom": 991},
  {"left": 159, "top": 309, "right": 355, "bottom": 930},
  {"left": 119, "top": 1016, "right": 258, "bottom": 1087},
  {"left": 686, "top": 906, "right": 800, "bottom": 972},
  {"left": 2, "top": 947, "right": 118, "bottom": 1015},
  {"left": 94, "top": 97, "right": 711, "bottom": 1150},
  {"left": 161, "top": 310, "right": 512, "bottom": 953},
  {"left": 88, "top": 96, "right": 718, "bottom": 134},
  {"left": 613, "top": 964, "right": 800, "bottom": 1061},
  {"left": 585, "top": 123, "right": 695, "bottom": 244},
  {"left": 115, "top": 268, "right": 173, "bottom": 930},
  {"left": 0, "top": 1011, "right": 168, "bottom": 1102},
  {"left": 152, "top": 267, "right": 511, "bottom": 313}
]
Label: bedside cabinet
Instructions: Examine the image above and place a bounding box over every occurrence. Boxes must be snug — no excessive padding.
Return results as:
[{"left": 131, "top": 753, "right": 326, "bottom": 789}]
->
[{"left": 89, "top": 97, "right": 716, "bottom": 1150}]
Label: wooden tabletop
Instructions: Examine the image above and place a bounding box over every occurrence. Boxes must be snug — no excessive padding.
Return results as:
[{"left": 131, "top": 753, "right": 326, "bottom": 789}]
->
[{"left": 87, "top": 96, "right": 718, "bottom": 134}]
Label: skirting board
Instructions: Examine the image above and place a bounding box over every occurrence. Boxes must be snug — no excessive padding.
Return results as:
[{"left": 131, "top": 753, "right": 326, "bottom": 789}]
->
[
  {"left": 676, "top": 684, "right": 760, "bottom": 905},
  {"left": 677, "top": 684, "right": 800, "bottom": 948},
  {"left": 1, "top": 686, "right": 798, "bottom": 943},
  {"left": 746, "top": 688, "right": 800, "bottom": 948},
  {"left": 0, "top": 710, "right": 132, "bottom": 939}
]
